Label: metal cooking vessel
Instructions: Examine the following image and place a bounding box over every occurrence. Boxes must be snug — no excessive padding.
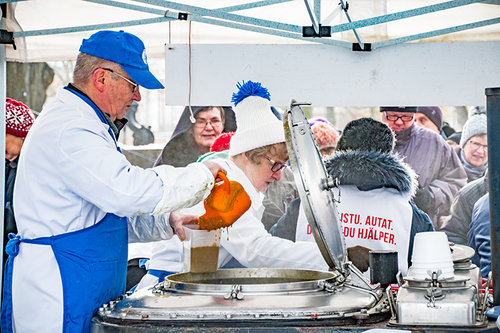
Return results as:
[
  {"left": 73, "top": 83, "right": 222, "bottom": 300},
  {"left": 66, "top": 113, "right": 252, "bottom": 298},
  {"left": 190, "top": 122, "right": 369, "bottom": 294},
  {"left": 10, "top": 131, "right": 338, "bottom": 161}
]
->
[
  {"left": 391, "top": 243, "right": 486, "bottom": 328},
  {"left": 92, "top": 268, "right": 389, "bottom": 331}
]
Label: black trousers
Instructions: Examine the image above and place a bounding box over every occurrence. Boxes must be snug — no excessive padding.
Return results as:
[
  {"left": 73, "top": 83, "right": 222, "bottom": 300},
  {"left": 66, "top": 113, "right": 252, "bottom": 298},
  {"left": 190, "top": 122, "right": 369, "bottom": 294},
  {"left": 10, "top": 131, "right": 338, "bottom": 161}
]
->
[{"left": 126, "top": 258, "right": 147, "bottom": 291}]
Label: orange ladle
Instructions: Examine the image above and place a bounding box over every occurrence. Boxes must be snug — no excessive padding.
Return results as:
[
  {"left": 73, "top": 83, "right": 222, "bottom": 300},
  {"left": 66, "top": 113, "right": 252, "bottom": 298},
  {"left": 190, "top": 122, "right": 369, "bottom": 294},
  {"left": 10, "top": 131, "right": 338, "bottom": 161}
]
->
[{"left": 198, "top": 171, "right": 251, "bottom": 231}]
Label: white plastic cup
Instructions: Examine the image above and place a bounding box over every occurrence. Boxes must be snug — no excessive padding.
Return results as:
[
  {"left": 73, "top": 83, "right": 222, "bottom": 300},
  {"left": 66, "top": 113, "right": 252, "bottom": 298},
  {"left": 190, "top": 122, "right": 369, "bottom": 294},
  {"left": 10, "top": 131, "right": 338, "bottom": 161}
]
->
[
  {"left": 183, "top": 225, "right": 221, "bottom": 273},
  {"left": 411, "top": 231, "right": 454, "bottom": 280}
]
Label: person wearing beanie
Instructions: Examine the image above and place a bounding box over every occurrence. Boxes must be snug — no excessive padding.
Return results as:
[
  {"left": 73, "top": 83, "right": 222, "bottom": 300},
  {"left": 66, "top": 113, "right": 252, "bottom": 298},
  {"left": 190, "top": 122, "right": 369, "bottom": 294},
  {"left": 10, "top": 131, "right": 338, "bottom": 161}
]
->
[
  {"left": 309, "top": 117, "right": 340, "bottom": 157},
  {"left": 3, "top": 30, "right": 226, "bottom": 332},
  {"left": 3, "top": 98, "right": 36, "bottom": 275},
  {"left": 336, "top": 117, "right": 394, "bottom": 153},
  {"left": 4, "top": 98, "right": 35, "bottom": 161},
  {"left": 380, "top": 106, "right": 467, "bottom": 227},
  {"left": 153, "top": 106, "right": 236, "bottom": 167},
  {"left": 134, "top": 80, "right": 332, "bottom": 293},
  {"left": 414, "top": 106, "right": 444, "bottom": 137},
  {"left": 446, "top": 131, "right": 461, "bottom": 149},
  {"left": 456, "top": 113, "right": 488, "bottom": 182},
  {"left": 271, "top": 118, "right": 434, "bottom": 276}
]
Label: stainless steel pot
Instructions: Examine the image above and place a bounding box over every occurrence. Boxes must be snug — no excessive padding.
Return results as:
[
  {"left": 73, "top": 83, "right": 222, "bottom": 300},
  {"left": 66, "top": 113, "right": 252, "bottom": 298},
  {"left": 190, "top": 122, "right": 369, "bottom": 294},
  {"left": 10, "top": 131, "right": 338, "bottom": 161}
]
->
[{"left": 92, "top": 268, "right": 389, "bottom": 332}]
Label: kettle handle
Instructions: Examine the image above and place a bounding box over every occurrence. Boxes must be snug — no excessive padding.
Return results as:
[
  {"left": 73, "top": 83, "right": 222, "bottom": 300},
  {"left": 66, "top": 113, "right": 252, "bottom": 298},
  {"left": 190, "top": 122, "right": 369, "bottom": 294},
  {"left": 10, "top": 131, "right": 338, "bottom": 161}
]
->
[{"left": 216, "top": 171, "right": 230, "bottom": 193}]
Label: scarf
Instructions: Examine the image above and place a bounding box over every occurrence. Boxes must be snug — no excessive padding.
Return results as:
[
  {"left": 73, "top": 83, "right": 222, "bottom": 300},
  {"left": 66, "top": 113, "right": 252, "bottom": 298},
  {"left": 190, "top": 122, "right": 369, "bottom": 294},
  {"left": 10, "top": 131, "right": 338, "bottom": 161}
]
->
[{"left": 459, "top": 149, "right": 487, "bottom": 182}]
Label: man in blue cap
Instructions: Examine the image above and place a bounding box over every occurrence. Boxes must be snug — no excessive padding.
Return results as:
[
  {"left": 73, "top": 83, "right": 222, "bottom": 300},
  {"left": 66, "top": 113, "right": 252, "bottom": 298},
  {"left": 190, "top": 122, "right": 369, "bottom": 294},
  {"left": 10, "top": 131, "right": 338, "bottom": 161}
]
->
[{"left": 1, "top": 30, "right": 224, "bottom": 332}]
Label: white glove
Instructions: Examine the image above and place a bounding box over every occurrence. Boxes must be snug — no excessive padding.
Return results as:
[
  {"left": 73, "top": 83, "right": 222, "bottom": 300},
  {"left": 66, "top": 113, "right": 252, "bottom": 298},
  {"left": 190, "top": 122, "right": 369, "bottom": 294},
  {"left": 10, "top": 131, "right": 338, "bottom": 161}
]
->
[{"left": 151, "top": 162, "right": 214, "bottom": 215}]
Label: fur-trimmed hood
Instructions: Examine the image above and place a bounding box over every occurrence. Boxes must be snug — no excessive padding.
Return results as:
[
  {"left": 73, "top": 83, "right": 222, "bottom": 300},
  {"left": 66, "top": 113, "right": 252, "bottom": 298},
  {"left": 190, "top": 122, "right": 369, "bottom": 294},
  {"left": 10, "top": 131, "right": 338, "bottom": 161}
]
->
[{"left": 325, "top": 150, "right": 417, "bottom": 197}]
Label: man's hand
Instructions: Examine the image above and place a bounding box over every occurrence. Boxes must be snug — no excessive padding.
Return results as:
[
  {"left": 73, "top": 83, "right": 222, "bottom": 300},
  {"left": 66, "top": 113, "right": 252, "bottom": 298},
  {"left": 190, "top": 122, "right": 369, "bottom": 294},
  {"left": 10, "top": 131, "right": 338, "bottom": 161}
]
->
[
  {"left": 169, "top": 210, "right": 198, "bottom": 241},
  {"left": 347, "top": 245, "right": 371, "bottom": 272},
  {"left": 202, "top": 160, "right": 226, "bottom": 181}
]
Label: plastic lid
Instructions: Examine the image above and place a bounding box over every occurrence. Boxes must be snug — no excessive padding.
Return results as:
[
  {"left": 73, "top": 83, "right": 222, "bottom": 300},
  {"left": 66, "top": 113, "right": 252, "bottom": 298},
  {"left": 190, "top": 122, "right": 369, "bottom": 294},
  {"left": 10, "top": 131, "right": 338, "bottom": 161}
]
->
[
  {"left": 450, "top": 243, "right": 475, "bottom": 263},
  {"left": 283, "top": 102, "right": 347, "bottom": 272}
]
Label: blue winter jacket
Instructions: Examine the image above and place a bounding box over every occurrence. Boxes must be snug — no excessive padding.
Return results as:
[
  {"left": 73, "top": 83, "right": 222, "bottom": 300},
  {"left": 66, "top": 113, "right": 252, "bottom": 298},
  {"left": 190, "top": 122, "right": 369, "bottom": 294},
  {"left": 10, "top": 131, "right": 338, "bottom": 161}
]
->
[{"left": 468, "top": 193, "right": 491, "bottom": 278}]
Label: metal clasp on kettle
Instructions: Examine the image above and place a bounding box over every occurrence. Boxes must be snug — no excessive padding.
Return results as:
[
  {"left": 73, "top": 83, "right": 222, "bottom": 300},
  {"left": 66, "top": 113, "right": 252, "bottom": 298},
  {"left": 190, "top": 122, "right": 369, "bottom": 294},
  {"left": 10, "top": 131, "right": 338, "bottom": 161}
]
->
[{"left": 224, "top": 284, "right": 244, "bottom": 300}]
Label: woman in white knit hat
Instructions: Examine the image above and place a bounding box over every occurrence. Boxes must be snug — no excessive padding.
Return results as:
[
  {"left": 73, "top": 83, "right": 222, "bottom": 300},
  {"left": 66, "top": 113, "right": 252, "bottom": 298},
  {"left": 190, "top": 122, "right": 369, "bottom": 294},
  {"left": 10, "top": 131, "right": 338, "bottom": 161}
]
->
[
  {"left": 457, "top": 113, "right": 488, "bottom": 182},
  {"left": 135, "top": 81, "right": 329, "bottom": 289}
]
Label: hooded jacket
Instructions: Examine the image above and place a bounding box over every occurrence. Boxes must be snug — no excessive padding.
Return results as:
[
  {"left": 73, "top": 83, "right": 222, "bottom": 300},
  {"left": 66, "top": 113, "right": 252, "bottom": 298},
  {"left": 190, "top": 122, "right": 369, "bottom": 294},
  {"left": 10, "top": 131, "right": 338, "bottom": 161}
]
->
[
  {"left": 270, "top": 150, "right": 434, "bottom": 272},
  {"left": 154, "top": 106, "right": 237, "bottom": 167}
]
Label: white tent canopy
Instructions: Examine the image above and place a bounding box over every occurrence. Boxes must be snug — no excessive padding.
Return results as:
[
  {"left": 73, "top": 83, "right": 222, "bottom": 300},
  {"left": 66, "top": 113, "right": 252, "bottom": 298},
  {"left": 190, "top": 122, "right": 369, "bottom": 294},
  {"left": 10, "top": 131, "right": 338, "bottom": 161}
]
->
[
  {"left": 5, "top": 0, "right": 500, "bottom": 62},
  {"left": 3, "top": 0, "right": 499, "bottom": 106}
]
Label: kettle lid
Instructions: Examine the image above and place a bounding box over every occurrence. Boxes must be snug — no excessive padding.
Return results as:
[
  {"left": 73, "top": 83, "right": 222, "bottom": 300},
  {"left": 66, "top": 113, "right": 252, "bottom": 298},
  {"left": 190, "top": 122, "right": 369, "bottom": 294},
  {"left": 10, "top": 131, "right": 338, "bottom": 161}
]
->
[{"left": 283, "top": 101, "right": 347, "bottom": 273}]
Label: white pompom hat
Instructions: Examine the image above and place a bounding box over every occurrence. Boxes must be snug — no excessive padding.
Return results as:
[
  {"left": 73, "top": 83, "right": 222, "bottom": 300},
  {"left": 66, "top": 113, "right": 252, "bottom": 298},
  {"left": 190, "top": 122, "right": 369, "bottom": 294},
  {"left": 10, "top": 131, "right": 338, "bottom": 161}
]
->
[{"left": 228, "top": 81, "right": 285, "bottom": 156}]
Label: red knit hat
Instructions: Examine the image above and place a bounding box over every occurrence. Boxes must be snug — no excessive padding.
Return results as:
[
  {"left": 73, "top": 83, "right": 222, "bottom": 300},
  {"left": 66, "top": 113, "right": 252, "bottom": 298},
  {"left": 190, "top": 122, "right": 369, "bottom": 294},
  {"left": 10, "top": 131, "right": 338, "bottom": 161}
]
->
[
  {"left": 210, "top": 132, "right": 235, "bottom": 152},
  {"left": 5, "top": 98, "right": 35, "bottom": 138}
]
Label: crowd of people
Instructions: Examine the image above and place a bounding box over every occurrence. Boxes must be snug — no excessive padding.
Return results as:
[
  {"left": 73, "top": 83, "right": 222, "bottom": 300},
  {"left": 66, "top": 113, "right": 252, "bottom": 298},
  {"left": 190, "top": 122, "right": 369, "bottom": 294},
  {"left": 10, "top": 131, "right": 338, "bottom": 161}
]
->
[{"left": 0, "top": 29, "right": 493, "bottom": 332}]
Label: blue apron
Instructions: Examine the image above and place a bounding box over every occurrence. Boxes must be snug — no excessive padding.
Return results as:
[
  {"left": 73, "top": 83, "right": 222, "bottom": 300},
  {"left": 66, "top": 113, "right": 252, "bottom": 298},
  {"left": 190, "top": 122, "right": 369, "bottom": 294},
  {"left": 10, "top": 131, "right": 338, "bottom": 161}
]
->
[{"left": 1, "top": 87, "right": 128, "bottom": 332}]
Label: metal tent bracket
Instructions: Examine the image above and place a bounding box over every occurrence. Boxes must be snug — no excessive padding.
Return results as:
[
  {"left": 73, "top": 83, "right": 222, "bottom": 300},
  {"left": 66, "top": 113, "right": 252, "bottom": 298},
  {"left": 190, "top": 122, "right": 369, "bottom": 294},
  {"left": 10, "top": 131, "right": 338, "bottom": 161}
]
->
[
  {"left": 0, "top": 29, "right": 15, "bottom": 49},
  {"left": 302, "top": 25, "right": 331, "bottom": 37}
]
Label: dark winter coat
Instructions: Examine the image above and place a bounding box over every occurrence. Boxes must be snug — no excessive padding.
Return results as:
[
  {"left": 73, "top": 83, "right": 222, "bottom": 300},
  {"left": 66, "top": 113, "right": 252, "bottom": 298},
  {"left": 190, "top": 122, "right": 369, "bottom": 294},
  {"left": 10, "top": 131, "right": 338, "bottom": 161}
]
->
[
  {"left": 3, "top": 158, "right": 18, "bottom": 268},
  {"left": 439, "top": 171, "right": 488, "bottom": 245},
  {"left": 393, "top": 124, "right": 467, "bottom": 224}
]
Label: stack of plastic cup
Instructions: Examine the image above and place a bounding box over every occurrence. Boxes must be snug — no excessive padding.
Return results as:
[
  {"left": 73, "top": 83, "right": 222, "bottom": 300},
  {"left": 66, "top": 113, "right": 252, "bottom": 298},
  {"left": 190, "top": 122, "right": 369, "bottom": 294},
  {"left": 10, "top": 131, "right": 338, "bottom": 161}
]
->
[
  {"left": 410, "top": 231, "right": 454, "bottom": 280},
  {"left": 183, "top": 225, "right": 222, "bottom": 273}
]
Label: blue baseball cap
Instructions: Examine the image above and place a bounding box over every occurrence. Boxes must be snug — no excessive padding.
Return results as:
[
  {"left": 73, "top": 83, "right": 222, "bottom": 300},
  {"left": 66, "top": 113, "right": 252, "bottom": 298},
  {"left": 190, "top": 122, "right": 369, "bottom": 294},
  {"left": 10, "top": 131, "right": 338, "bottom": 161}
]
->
[{"left": 79, "top": 30, "right": 164, "bottom": 89}]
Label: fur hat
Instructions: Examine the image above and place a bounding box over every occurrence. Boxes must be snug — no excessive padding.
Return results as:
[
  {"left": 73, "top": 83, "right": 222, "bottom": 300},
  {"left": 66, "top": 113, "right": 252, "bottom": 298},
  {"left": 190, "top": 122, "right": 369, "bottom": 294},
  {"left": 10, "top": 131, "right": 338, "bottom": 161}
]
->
[
  {"left": 380, "top": 106, "right": 417, "bottom": 113},
  {"left": 5, "top": 98, "right": 35, "bottom": 138},
  {"left": 417, "top": 106, "right": 443, "bottom": 130},
  {"left": 336, "top": 118, "right": 395, "bottom": 153},
  {"left": 309, "top": 118, "right": 339, "bottom": 150},
  {"left": 460, "top": 114, "right": 487, "bottom": 148},
  {"left": 228, "top": 81, "right": 285, "bottom": 156}
]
